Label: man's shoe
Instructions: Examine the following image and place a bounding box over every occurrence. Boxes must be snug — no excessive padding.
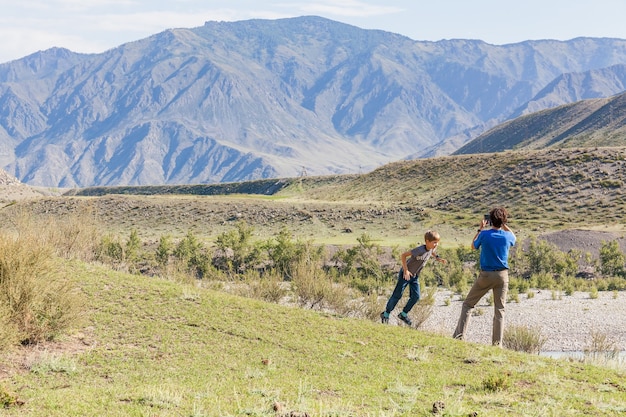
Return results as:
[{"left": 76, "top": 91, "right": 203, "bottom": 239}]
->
[
  {"left": 398, "top": 312, "right": 413, "bottom": 326},
  {"left": 380, "top": 312, "right": 389, "bottom": 324}
]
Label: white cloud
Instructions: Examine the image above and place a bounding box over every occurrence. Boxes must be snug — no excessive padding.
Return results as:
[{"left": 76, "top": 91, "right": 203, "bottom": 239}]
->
[{"left": 296, "top": 0, "right": 403, "bottom": 17}]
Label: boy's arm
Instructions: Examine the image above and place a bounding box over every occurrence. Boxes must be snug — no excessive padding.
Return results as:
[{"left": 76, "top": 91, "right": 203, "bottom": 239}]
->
[
  {"left": 433, "top": 252, "right": 447, "bottom": 264},
  {"left": 400, "top": 251, "right": 411, "bottom": 269},
  {"left": 400, "top": 251, "right": 412, "bottom": 279}
]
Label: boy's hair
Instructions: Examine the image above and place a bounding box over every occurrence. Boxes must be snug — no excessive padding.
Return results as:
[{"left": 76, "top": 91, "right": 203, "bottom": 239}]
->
[
  {"left": 489, "top": 207, "right": 508, "bottom": 228},
  {"left": 424, "top": 230, "right": 440, "bottom": 242}
]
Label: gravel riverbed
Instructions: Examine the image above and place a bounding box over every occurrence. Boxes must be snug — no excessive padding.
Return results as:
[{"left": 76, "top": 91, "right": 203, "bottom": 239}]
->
[{"left": 401, "top": 289, "right": 626, "bottom": 353}]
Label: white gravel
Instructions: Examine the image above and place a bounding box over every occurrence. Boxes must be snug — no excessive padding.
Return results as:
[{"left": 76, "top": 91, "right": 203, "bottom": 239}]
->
[{"left": 401, "top": 289, "right": 626, "bottom": 352}]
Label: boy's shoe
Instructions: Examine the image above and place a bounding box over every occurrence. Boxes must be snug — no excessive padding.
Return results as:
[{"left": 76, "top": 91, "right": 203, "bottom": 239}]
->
[
  {"left": 398, "top": 312, "right": 413, "bottom": 326},
  {"left": 380, "top": 312, "right": 389, "bottom": 324}
]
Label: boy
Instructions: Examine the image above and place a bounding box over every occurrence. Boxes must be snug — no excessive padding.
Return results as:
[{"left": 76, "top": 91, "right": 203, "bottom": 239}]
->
[{"left": 381, "top": 230, "right": 447, "bottom": 326}]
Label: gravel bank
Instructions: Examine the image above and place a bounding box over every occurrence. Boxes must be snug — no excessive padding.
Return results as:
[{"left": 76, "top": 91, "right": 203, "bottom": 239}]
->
[{"left": 399, "top": 289, "right": 626, "bottom": 352}]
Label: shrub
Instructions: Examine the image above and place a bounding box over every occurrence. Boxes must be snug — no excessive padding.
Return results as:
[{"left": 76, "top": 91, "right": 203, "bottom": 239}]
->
[
  {"left": 244, "top": 270, "right": 288, "bottom": 303},
  {"left": 0, "top": 385, "right": 21, "bottom": 408},
  {"left": 174, "top": 231, "right": 213, "bottom": 279},
  {"left": 533, "top": 272, "right": 556, "bottom": 289},
  {"left": 482, "top": 375, "right": 510, "bottom": 392},
  {"left": 291, "top": 259, "right": 346, "bottom": 310},
  {"left": 96, "top": 234, "right": 124, "bottom": 264},
  {"left": 158, "top": 259, "right": 197, "bottom": 286},
  {"left": 503, "top": 324, "right": 547, "bottom": 354},
  {"left": 155, "top": 234, "right": 173, "bottom": 267},
  {"left": 599, "top": 240, "right": 625, "bottom": 277},
  {"left": 264, "top": 227, "right": 325, "bottom": 280},
  {"left": 125, "top": 229, "right": 142, "bottom": 262},
  {"left": 441, "top": 263, "right": 472, "bottom": 294},
  {"left": 516, "top": 236, "right": 579, "bottom": 278},
  {"left": 509, "top": 276, "right": 530, "bottom": 294},
  {"left": 360, "top": 292, "right": 387, "bottom": 321},
  {"left": 410, "top": 286, "right": 436, "bottom": 329},
  {"left": 214, "top": 221, "right": 264, "bottom": 273},
  {"left": 584, "top": 330, "right": 620, "bottom": 360},
  {"left": 0, "top": 234, "right": 82, "bottom": 347},
  {"left": 331, "top": 233, "right": 393, "bottom": 292},
  {"left": 10, "top": 208, "right": 100, "bottom": 262}
]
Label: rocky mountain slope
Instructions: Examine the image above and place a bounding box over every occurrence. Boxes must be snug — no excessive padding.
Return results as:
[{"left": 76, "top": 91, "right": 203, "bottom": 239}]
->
[{"left": 2, "top": 17, "right": 626, "bottom": 187}]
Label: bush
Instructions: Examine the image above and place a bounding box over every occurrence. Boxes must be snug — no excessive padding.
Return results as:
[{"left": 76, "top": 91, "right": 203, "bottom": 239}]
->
[
  {"left": 533, "top": 272, "right": 556, "bottom": 289},
  {"left": 155, "top": 234, "right": 173, "bottom": 267},
  {"left": 584, "top": 330, "right": 620, "bottom": 361},
  {"left": 0, "top": 234, "right": 82, "bottom": 347},
  {"left": 12, "top": 208, "right": 101, "bottom": 262},
  {"left": 96, "top": 234, "right": 124, "bottom": 263},
  {"left": 410, "top": 286, "right": 436, "bottom": 329},
  {"left": 512, "top": 236, "right": 580, "bottom": 279},
  {"left": 243, "top": 270, "right": 288, "bottom": 303},
  {"left": 125, "top": 229, "right": 142, "bottom": 262},
  {"left": 173, "top": 231, "right": 213, "bottom": 279},
  {"left": 482, "top": 374, "right": 510, "bottom": 392},
  {"left": 509, "top": 276, "right": 530, "bottom": 294},
  {"left": 360, "top": 292, "right": 387, "bottom": 321},
  {"left": 214, "top": 221, "right": 264, "bottom": 273},
  {"left": 503, "top": 324, "right": 547, "bottom": 354},
  {"left": 291, "top": 259, "right": 348, "bottom": 310},
  {"left": 0, "top": 385, "right": 21, "bottom": 408},
  {"left": 264, "top": 227, "right": 325, "bottom": 280},
  {"left": 331, "top": 233, "right": 393, "bottom": 294},
  {"left": 599, "top": 240, "right": 625, "bottom": 277}
]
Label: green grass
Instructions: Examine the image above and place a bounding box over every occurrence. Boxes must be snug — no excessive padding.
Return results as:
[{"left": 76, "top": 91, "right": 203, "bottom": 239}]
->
[{"left": 1, "top": 261, "right": 624, "bottom": 416}]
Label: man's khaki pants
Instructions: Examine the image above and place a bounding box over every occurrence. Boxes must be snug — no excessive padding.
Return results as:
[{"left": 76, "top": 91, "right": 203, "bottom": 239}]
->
[{"left": 453, "top": 269, "right": 509, "bottom": 346}]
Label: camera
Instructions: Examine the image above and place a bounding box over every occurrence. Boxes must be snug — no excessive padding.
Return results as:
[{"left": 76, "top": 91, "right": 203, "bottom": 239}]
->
[{"left": 483, "top": 213, "right": 491, "bottom": 225}]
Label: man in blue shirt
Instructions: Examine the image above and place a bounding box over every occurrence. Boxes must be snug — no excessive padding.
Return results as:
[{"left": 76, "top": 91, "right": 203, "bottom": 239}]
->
[{"left": 453, "top": 207, "right": 516, "bottom": 346}]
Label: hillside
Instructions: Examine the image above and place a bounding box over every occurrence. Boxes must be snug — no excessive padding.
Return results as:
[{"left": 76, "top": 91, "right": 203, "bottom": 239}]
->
[
  {"left": 3, "top": 17, "right": 626, "bottom": 187},
  {"left": 0, "top": 260, "right": 624, "bottom": 416},
  {"left": 67, "top": 146, "right": 626, "bottom": 229},
  {"left": 0, "top": 146, "right": 614, "bottom": 260},
  {"left": 454, "top": 91, "right": 626, "bottom": 154}
]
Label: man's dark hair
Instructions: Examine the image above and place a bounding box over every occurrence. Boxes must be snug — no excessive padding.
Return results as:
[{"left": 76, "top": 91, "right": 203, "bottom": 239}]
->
[{"left": 489, "top": 207, "right": 508, "bottom": 228}]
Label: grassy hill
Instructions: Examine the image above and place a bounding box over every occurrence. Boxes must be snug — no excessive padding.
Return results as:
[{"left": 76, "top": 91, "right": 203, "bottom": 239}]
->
[
  {"left": 69, "top": 146, "right": 626, "bottom": 226},
  {"left": 49, "top": 146, "right": 626, "bottom": 251},
  {"left": 454, "top": 92, "right": 626, "bottom": 154},
  {"left": 0, "top": 260, "right": 624, "bottom": 416}
]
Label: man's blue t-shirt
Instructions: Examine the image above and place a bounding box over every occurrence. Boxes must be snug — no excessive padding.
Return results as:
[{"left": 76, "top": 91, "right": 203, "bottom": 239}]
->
[{"left": 474, "top": 229, "right": 516, "bottom": 271}]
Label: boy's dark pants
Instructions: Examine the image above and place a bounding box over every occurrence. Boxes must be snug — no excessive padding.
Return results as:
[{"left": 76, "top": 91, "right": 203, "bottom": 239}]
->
[{"left": 385, "top": 268, "right": 421, "bottom": 314}]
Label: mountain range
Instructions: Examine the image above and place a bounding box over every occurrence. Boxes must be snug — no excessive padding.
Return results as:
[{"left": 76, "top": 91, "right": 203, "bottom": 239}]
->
[{"left": 1, "top": 16, "right": 626, "bottom": 187}]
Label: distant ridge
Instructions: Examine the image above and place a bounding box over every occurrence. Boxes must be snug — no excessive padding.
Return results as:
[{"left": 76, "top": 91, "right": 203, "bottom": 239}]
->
[{"left": 454, "top": 91, "right": 626, "bottom": 154}]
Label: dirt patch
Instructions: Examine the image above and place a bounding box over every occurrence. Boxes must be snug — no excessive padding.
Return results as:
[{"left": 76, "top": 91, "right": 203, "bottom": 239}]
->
[
  {"left": 539, "top": 229, "right": 626, "bottom": 258},
  {"left": 0, "top": 330, "right": 95, "bottom": 381}
]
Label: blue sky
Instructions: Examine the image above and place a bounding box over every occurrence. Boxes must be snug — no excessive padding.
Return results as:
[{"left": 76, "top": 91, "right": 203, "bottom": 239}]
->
[{"left": 1, "top": 0, "right": 626, "bottom": 64}]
